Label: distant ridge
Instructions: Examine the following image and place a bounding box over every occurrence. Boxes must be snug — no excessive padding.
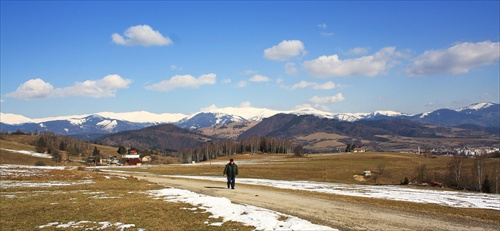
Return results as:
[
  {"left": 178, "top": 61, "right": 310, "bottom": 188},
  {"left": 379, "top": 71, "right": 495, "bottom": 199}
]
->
[{"left": 1, "top": 102, "right": 498, "bottom": 136}]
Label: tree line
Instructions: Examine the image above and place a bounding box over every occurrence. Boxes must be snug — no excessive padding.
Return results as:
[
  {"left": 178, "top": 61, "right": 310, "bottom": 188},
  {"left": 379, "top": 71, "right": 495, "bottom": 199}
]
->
[
  {"left": 3, "top": 131, "right": 95, "bottom": 163},
  {"left": 126, "top": 136, "right": 295, "bottom": 163}
]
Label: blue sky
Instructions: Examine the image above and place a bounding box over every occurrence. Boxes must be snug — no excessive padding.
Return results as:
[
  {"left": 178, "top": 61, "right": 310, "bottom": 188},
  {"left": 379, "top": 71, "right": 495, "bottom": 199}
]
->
[{"left": 1, "top": 1, "right": 499, "bottom": 118}]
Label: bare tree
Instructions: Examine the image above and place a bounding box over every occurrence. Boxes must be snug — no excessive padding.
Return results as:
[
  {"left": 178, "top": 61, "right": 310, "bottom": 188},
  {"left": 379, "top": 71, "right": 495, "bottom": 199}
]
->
[
  {"left": 377, "top": 163, "right": 386, "bottom": 175},
  {"left": 473, "top": 155, "right": 487, "bottom": 192},
  {"left": 415, "top": 163, "right": 428, "bottom": 183},
  {"left": 447, "top": 156, "right": 464, "bottom": 188}
]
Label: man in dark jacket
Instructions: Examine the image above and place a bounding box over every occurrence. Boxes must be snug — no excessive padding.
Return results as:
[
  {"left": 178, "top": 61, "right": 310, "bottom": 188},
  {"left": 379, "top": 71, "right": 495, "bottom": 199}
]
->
[{"left": 223, "top": 159, "right": 238, "bottom": 189}]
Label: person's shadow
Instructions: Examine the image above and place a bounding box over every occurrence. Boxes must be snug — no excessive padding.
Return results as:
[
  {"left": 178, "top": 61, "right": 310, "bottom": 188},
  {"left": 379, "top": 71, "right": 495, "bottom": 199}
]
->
[{"left": 204, "top": 186, "right": 227, "bottom": 189}]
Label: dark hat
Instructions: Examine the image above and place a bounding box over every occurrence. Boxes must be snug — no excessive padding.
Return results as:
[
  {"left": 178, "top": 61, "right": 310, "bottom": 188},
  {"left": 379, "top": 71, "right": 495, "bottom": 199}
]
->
[{"left": 230, "top": 159, "right": 234, "bottom": 162}]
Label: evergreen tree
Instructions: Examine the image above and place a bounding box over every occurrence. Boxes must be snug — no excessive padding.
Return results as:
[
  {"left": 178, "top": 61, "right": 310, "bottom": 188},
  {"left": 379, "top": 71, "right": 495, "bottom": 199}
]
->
[
  {"left": 35, "top": 137, "right": 47, "bottom": 153},
  {"left": 92, "top": 146, "right": 100, "bottom": 156},
  {"left": 345, "top": 144, "right": 351, "bottom": 152},
  {"left": 117, "top": 146, "right": 127, "bottom": 154},
  {"left": 481, "top": 175, "right": 491, "bottom": 193}
]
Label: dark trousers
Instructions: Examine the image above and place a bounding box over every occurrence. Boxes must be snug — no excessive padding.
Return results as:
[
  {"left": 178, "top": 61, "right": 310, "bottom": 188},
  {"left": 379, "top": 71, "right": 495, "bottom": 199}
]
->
[{"left": 227, "top": 175, "right": 235, "bottom": 189}]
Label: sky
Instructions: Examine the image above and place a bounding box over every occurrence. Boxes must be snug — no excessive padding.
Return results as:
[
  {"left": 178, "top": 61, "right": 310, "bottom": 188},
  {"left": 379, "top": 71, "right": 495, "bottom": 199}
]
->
[{"left": 1, "top": 1, "right": 499, "bottom": 119}]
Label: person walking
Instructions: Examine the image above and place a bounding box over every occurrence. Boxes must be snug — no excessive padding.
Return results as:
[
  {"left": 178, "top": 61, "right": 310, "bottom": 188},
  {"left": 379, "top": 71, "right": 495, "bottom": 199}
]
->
[{"left": 223, "top": 159, "right": 238, "bottom": 189}]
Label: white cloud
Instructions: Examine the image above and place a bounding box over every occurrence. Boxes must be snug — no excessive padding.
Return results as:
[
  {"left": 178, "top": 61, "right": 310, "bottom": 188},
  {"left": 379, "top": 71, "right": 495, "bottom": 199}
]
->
[
  {"left": 285, "top": 62, "right": 298, "bottom": 75},
  {"left": 303, "top": 47, "right": 404, "bottom": 77},
  {"left": 201, "top": 104, "right": 219, "bottom": 111},
  {"left": 222, "top": 79, "right": 232, "bottom": 84},
  {"left": 112, "top": 25, "right": 172, "bottom": 47},
  {"left": 320, "top": 32, "right": 335, "bottom": 37},
  {"left": 243, "top": 70, "right": 258, "bottom": 75},
  {"left": 170, "top": 65, "right": 183, "bottom": 71},
  {"left": 346, "top": 47, "right": 369, "bottom": 56},
  {"left": 263, "top": 40, "right": 307, "bottom": 61},
  {"left": 7, "top": 78, "right": 54, "bottom": 99},
  {"left": 236, "top": 81, "right": 247, "bottom": 88},
  {"left": 276, "top": 77, "right": 284, "bottom": 84},
  {"left": 240, "top": 101, "right": 252, "bottom": 107},
  {"left": 7, "top": 75, "right": 131, "bottom": 99},
  {"left": 54, "top": 74, "right": 132, "bottom": 98},
  {"left": 145, "top": 73, "right": 216, "bottom": 91},
  {"left": 249, "top": 74, "right": 270, "bottom": 82},
  {"left": 309, "top": 93, "right": 345, "bottom": 104},
  {"left": 407, "top": 41, "right": 500, "bottom": 76},
  {"left": 290, "top": 81, "right": 337, "bottom": 90},
  {"left": 318, "top": 23, "right": 328, "bottom": 29}
]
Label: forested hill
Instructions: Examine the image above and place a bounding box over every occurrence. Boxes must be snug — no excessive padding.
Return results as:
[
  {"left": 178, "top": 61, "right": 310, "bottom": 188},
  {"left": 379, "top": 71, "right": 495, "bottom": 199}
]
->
[{"left": 97, "top": 124, "right": 211, "bottom": 152}]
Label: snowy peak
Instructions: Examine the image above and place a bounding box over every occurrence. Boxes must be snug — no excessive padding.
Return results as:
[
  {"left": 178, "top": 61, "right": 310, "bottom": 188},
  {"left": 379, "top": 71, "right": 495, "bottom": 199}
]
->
[
  {"left": 457, "top": 102, "right": 496, "bottom": 112},
  {"left": 201, "top": 106, "right": 283, "bottom": 121},
  {"left": 176, "top": 112, "right": 246, "bottom": 129},
  {"left": 289, "top": 107, "right": 335, "bottom": 119},
  {"left": 0, "top": 113, "right": 34, "bottom": 125},
  {"left": 96, "top": 111, "right": 186, "bottom": 123}
]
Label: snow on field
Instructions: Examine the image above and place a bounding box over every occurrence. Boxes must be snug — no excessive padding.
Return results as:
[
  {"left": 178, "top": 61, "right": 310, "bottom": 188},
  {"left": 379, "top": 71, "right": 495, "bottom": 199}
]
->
[
  {"left": 148, "top": 188, "right": 335, "bottom": 230},
  {"left": 166, "top": 175, "right": 500, "bottom": 211},
  {"left": 37, "top": 221, "right": 140, "bottom": 231},
  {"left": 1, "top": 148, "right": 52, "bottom": 158},
  {"left": 1, "top": 165, "right": 336, "bottom": 230}
]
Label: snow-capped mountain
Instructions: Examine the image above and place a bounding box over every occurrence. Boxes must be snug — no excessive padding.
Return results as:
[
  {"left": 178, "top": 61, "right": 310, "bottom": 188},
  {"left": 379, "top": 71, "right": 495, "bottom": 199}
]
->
[
  {"left": 0, "top": 114, "right": 153, "bottom": 137},
  {"left": 412, "top": 102, "right": 499, "bottom": 128},
  {"left": 0, "top": 102, "right": 498, "bottom": 137}
]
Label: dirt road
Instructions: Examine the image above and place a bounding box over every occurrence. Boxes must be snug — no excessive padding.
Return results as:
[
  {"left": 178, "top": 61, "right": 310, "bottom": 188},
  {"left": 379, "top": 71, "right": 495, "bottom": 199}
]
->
[{"left": 112, "top": 172, "right": 499, "bottom": 230}]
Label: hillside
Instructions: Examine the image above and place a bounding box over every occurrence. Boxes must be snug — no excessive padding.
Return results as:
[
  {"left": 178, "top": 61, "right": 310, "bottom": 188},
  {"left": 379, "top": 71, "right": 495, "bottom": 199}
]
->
[
  {"left": 239, "top": 114, "right": 498, "bottom": 152},
  {"left": 97, "top": 124, "right": 212, "bottom": 152}
]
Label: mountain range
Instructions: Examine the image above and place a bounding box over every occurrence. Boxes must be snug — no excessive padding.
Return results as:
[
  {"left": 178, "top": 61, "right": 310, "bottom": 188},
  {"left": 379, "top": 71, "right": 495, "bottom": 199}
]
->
[{"left": 1, "top": 102, "right": 498, "bottom": 139}]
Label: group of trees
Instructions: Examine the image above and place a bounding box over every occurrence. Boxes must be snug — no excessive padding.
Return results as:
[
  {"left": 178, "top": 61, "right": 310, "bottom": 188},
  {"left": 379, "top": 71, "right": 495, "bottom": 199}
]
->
[
  {"left": 406, "top": 156, "right": 499, "bottom": 193},
  {"left": 135, "top": 136, "right": 295, "bottom": 163},
  {"left": 32, "top": 132, "right": 94, "bottom": 162},
  {"left": 446, "top": 155, "right": 499, "bottom": 193}
]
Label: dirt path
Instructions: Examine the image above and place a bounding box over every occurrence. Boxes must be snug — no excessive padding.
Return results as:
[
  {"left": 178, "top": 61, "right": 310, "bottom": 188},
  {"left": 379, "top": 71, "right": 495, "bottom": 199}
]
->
[{"left": 112, "top": 172, "right": 498, "bottom": 231}]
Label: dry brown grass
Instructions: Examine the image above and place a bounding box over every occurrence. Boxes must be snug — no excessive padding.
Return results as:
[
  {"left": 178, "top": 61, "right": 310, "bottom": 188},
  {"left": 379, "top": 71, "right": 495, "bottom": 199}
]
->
[
  {"left": 126, "top": 152, "right": 494, "bottom": 187},
  {"left": 0, "top": 168, "right": 253, "bottom": 230}
]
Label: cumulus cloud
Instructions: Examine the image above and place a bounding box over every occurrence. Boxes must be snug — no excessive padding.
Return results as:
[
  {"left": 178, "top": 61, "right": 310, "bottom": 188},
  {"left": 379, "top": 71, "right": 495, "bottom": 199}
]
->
[
  {"left": 7, "top": 78, "right": 54, "bottom": 99},
  {"left": 407, "top": 41, "right": 500, "bottom": 76},
  {"left": 309, "top": 93, "right": 345, "bottom": 104},
  {"left": 54, "top": 75, "right": 131, "bottom": 98},
  {"left": 290, "top": 81, "right": 337, "bottom": 90},
  {"left": 7, "top": 75, "right": 131, "bottom": 99},
  {"left": 264, "top": 40, "right": 307, "bottom": 61},
  {"left": 249, "top": 74, "right": 270, "bottom": 82},
  {"left": 145, "top": 73, "right": 216, "bottom": 91},
  {"left": 303, "top": 47, "right": 404, "bottom": 77},
  {"left": 112, "top": 25, "right": 172, "bottom": 47}
]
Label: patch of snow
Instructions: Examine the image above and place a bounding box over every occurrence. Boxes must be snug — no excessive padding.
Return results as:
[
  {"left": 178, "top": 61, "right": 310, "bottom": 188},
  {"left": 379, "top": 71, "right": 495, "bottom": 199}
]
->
[
  {"left": 1, "top": 180, "right": 94, "bottom": 188},
  {"left": 166, "top": 175, "right": 500, "bottom": 211},
  {"left": 97, "top": 111, "right": 186, "bottom": 123},
  {"left": 68, "top": 118, "right": 86, "bottom": 126},
  {"left": 97, "top": 120, "right": 117, "bottom": 132},
  {"left": 1, "top": 148, "right": 52, "bottom": 158},
  {"left": 148, "top": 188, "right": 336, "bottom": 230},
  {"left": 0, "top": 112, "right": 34, "bottom": 124},
  {"left": 37, "top": 221, "right": 140, "bottom": 231},
  {"left": 457, "top": 102, "right": 495, "bottom": 111}
]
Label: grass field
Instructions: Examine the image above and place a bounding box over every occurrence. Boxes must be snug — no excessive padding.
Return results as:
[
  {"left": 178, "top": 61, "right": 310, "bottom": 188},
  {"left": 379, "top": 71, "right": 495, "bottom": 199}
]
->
[
  {"left": 0, "top": 168, "right": 253, "bottom": 230},
  {"left": 1, "top": 134, "right": 499, "bottom": 229}
]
